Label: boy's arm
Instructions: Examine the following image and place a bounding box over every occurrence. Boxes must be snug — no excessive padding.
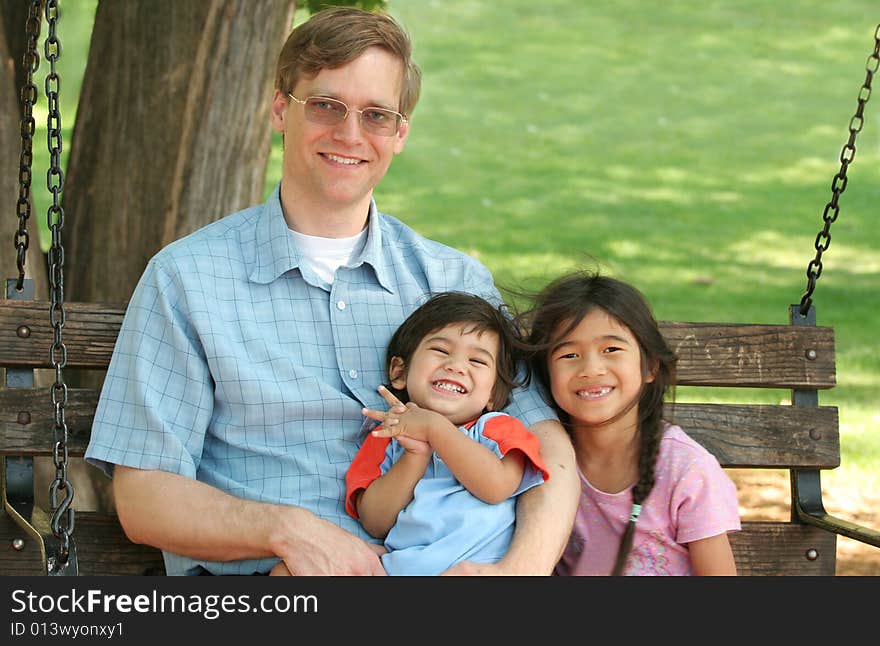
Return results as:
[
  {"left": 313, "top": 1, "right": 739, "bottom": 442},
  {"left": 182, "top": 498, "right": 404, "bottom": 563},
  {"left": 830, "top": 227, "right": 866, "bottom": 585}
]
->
[
  {"left": 428, "top": 419, "right": 526, "bottom": 504},
  {"left": 442, "top": 419, "right": 579, "bottom": 575},
  {"left": 356, "top": 448, "right": 430, "bottom": 538},
  {"left": 369, "top": 401, "right": 526, "bottom": 505}
]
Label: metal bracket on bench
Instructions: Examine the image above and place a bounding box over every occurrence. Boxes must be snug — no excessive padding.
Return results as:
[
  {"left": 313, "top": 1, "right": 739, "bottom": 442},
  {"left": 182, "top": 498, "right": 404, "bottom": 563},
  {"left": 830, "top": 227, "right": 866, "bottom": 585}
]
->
[
  {"left": 789, "top": 304, "right": 880, "bottom": 548},
  {"left": 2, "top": 279, "right": 78, "bottom": 575}
]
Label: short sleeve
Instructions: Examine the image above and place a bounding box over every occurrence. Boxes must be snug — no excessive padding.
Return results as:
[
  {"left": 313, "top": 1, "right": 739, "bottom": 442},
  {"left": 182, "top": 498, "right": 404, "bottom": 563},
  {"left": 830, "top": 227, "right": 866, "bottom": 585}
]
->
[
  {"left": 479, "top": 413, "right": 550, "bottom": 496},
  {"left": 85, "top": 258, "right": 214, "bottom": 479},
  {"left": 671, "top": 451, "right": 741, "bottom": 544},
  {"left": 344, "top": 433, "right": 393, "bottom": 519}
]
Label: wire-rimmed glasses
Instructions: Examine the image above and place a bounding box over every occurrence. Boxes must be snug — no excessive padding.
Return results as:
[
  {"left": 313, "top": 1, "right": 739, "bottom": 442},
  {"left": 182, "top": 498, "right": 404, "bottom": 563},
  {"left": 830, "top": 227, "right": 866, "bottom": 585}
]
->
[{"left": 288, "top": 94, "right": 407, "bottom": 136}]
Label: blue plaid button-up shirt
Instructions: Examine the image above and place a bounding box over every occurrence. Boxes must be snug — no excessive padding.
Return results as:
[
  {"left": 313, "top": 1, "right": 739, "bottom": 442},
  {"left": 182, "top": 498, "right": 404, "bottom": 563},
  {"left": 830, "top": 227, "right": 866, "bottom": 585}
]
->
[{"left": 85, "top": 185, "right": 556, "bottom": 575}]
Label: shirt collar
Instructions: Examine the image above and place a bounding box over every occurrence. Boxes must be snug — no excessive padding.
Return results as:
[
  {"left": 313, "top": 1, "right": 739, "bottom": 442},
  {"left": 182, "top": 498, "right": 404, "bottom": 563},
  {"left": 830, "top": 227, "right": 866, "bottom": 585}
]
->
[
  {"left": 250, "top": 184, "right": 395, "bottom": 292},
  {"left": 352, "top": 199, "right": 395, "bottom": 293},
  {"left": 462, "top": 417, "right": 481, "bottom": 431},
  {"left": 249, "top": 184, "right": 301, "bottom": 284}
]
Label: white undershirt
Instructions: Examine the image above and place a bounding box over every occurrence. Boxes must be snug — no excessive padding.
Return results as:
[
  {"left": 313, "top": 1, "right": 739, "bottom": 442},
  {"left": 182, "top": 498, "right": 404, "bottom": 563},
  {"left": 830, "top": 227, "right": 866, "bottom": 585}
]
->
[{"left": 290, "top": 227, "right": 368, "bottom": 287}]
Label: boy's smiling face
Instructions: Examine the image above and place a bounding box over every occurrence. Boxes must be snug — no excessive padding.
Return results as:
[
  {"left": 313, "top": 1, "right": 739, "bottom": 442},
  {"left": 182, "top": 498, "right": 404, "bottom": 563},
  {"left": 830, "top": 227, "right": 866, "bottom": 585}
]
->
[{"left": 390, "top": 323, "right": 500, "bottom": 426}]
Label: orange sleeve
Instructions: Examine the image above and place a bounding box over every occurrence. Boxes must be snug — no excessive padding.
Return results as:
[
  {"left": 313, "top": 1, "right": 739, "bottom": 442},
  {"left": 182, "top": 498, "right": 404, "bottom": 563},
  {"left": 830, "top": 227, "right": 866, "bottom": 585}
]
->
[
  {"left": 345, "top": 433, "right": 392, "bottom": 519},
  {"left": 480, "top": 415, "right": 550, "bottom": 482}
]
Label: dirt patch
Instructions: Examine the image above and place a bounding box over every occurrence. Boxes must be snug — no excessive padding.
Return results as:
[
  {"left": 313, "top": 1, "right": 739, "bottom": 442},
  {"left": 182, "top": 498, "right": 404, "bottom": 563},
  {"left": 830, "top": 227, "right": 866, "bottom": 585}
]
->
[{"left": 728, "top": 468, "right": 880, "bottom": 576}]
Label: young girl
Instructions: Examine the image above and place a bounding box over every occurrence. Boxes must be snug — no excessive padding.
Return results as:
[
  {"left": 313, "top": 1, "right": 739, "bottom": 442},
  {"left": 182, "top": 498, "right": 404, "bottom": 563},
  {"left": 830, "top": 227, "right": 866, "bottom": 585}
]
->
[{"left": 525, "top": 271, "right": 740, "bottom": 576}]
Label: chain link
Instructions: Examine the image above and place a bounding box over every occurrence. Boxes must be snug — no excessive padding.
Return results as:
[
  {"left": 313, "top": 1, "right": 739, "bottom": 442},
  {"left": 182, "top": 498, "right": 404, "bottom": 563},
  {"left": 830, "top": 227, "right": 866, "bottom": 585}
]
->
[
  {"left": 799, "top": 24, "right": 880, "bottom": 316},
  {"left": 13, "top": 1, "right": 45, "bottom": 291},
  {"left": 43, "top": 0, "right": 75, "bottom": 563}
]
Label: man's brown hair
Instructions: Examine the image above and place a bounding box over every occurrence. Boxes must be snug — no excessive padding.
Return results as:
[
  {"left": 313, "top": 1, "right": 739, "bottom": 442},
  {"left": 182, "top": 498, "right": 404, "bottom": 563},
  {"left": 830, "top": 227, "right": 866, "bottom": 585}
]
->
[{"left": 275, "top": 6, "right": 422, "bottom": 117}]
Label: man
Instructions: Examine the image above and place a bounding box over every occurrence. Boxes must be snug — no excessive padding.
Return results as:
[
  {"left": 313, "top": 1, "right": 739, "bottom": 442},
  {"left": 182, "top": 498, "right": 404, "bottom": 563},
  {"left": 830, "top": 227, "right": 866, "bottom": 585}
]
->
[{"left": 85, "top": 6, "right": 577, "bottom": 576}]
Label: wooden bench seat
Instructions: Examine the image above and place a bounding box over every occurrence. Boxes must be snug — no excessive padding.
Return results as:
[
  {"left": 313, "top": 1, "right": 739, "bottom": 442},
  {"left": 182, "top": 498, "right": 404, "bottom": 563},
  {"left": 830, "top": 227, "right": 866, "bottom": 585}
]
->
[{"left": 2, "top": 299, "right": 878, "bottom": 575}]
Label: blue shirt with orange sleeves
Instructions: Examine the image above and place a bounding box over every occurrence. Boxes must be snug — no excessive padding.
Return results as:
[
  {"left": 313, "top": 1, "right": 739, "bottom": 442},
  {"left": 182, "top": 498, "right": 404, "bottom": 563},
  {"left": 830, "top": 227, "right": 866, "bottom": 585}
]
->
[{"left": 346, "top": 411, "right": 549, "bottom": 575}]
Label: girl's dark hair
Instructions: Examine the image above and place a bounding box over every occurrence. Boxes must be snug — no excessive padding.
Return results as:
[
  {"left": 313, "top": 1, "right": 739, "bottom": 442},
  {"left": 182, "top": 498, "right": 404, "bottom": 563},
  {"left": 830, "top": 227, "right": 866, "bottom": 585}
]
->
[
  {"left": 522, "top": 270, "right": 677, "bottom": 576},
  {"left": 387, "top": 292, "right": 527, "bottom": 411}
]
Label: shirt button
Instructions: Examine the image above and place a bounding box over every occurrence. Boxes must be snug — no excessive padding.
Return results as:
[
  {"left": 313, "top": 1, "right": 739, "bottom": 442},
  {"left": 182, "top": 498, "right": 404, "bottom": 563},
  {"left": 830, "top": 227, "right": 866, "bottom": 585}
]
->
[
  {"left": 349, "top": 369, "right": 358, "bottom": 379},
  {"left": 336, "top": 300, "right": 346, "bottom": 310}
]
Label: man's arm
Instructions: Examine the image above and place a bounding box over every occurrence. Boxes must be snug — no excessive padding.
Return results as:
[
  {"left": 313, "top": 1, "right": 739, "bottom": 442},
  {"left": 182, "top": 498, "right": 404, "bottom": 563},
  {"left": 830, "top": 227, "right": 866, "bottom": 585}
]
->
[
  {"left": 442, "top": 419, "right": 579, "bottom": 575},
  {"left": 113, "top": 466, "right": 387, "bottom": 575}
]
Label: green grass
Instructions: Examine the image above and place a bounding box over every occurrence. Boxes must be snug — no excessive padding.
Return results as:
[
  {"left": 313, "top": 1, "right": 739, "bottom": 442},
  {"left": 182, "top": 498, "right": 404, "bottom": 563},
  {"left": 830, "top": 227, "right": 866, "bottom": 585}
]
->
[
  {"left": 23, "top": 1, "right": 880, "bottom": 491},
  {"left": 376, "top": 1, "right": 880, "bottom": 489}
]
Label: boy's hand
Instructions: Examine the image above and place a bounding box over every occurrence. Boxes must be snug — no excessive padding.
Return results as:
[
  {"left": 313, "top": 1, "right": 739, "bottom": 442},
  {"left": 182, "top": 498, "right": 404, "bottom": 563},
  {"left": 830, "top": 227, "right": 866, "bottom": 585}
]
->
[
  {"left": 362, "top": 385, "right": 447, "bottom": 450},
  {"left": 393, "top": 433, "right": 432, "bottom": 455}
]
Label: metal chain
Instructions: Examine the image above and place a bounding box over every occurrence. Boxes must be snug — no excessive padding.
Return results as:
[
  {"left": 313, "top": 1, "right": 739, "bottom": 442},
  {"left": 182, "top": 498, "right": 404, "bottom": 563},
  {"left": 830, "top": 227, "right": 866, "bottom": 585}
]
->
[
  {"left": 13, "top": 0, "right": 45, "bottom": 291},
  {"left": 799, "top": 23, "right": 880, "bottom": 316},
  {"left": 43, "top": 0, "right": 74, "bottom": 563}
]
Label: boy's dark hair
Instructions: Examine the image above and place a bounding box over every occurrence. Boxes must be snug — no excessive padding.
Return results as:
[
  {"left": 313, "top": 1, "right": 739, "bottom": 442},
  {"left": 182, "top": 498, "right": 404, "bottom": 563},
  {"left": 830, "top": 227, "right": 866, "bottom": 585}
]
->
[
  {"left": 523, "top": 270, "right": 677, "bottom": 576},
  {"left": 387, "top": 292, "right": 527, "bottom": 411}
]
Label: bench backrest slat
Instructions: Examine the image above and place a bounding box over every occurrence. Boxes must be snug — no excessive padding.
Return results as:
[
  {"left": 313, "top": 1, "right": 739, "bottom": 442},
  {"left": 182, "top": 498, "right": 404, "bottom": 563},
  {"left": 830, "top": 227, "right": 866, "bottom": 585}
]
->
[
  {"left": 662, "top": 321, "right": 835, "bottom": 388},
  {"left": 0, "top": 392, "right": 841, "bottom": 469},
  {"left": 0, "top": 302, "right": 836, "bottom": 386},
  {"left": 0, "top": 301, "right": 125, "bottom": 369}
]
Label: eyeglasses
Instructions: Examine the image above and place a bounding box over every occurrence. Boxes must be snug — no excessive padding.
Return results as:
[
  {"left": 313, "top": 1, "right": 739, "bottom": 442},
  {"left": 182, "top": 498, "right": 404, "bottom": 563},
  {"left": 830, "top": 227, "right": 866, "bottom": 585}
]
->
[{"left": 288, "top": 94, "right": 407, "bottom": 137}]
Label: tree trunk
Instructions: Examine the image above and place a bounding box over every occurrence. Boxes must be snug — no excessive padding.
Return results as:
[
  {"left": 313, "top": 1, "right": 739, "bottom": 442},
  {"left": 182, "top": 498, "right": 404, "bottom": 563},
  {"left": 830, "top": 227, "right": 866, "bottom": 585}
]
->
[
  {"left": 2, "top": 1, "right": 32, "bottom": 102},
  {"left": 65, "top": 0, "right": 297, "bottom": 304},
  {"left": 0, "top": 0, "right": 48, "bottom": 297}
]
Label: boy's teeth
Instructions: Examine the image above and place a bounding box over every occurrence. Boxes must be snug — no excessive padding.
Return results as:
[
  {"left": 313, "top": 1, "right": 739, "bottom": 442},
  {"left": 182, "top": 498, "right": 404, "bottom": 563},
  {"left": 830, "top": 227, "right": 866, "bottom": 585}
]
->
[
  {"left": 326, "top": 154, "right": 359, "bottom": 165},
  {"left": 434, "top": 381, "right": 465, "bottom": 393}
]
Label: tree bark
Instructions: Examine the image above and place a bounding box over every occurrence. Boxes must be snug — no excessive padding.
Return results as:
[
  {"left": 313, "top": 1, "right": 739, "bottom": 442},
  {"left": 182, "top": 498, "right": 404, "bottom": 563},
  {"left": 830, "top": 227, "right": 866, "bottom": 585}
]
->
[
  {"left": 0, "top": 0, "right": 48, "bottom": 297},
  {"left": 64, "top": 0, "right": 297, "bottom": 304},
  {"left": 2, "top": 1, "right": 32, "bottom": 101}
]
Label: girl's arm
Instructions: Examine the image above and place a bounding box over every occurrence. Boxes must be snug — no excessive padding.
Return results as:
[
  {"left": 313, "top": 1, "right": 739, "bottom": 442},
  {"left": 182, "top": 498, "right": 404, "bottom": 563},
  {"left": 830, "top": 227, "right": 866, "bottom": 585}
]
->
[
  {"left": 688, "top": 533, "right": 738, "bottom": 575},
  {"left": 356, "top": 447, "right": 430, "bottom": 538}
]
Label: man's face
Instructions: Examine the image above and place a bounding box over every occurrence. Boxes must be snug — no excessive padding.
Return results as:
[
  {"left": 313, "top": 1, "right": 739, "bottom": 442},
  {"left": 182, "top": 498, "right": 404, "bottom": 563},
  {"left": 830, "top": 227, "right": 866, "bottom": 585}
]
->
[{"left": 270, "top": 46, "right": 409, "bottom": 222}]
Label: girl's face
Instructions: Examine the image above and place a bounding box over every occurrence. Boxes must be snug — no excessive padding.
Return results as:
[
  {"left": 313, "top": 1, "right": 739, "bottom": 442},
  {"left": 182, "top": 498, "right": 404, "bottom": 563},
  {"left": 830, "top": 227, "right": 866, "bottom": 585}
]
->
[
  {"left": 390, "top": 323, "right": 500, "bottom": 426},
  {"left": 546, "top": 307, "right": 650, "bottom": 432}
]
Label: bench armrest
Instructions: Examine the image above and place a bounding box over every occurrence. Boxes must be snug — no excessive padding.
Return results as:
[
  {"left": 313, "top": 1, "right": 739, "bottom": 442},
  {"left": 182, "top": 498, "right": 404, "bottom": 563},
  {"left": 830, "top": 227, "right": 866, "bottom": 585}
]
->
[
  {"left": 795, "top": 509, "right": 880, "bottom": 548},
  {"left": 793, "top": 469, "right": 880, "bottom": 548}
]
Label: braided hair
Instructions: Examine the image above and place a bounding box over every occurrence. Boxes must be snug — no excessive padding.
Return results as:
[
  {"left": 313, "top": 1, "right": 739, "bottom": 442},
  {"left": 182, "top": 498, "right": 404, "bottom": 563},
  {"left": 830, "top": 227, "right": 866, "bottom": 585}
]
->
[{"left": 523, "top": 270, "right": 677, "bottom": 576}]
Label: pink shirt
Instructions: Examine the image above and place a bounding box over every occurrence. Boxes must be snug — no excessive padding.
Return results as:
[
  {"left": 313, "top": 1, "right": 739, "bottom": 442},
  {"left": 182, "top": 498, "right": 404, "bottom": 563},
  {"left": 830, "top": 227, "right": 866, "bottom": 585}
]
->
[{"left": 556, "top": 424, "right": 741, "bottom": 576}]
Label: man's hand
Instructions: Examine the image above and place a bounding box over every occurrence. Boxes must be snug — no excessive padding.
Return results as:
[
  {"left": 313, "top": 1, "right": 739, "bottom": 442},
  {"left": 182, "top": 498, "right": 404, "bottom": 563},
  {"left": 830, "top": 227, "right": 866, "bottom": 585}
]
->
[
  {"left": 272, "top": 509, "right": 388, "bottom": 576},
  {"left": 271, "top": 542, "right": 387, "bottom": 576}
]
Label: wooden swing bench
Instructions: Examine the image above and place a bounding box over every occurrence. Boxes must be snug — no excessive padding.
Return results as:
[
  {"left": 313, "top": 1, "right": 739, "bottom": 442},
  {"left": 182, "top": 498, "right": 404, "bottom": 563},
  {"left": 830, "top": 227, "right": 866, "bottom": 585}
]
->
[
  {"left": 2, "top": 297, "right": 879, "bottom": 576},
  {"left": 2, "top": 6, "right": 877, "bottom": 579}
]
